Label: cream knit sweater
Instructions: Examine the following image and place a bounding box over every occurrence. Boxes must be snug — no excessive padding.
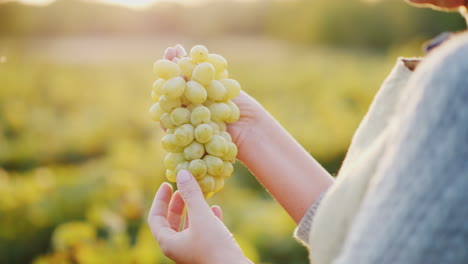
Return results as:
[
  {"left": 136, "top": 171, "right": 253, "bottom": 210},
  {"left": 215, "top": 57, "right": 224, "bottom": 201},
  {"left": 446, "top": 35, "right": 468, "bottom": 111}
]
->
[{"left": 294, "top": 32, "right": 468, "bottom": 264}]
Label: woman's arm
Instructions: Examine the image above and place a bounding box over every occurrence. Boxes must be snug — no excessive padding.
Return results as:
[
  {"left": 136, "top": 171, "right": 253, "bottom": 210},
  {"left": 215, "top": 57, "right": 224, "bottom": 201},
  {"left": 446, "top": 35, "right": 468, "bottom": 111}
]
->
[{"left": 229, "top": 92, "right": 334, "bottom": 223}]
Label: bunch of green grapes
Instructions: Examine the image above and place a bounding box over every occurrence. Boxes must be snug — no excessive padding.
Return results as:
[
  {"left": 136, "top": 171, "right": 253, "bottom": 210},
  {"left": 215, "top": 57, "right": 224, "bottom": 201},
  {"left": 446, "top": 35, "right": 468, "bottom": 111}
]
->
[{"left": 149, "top": 44, "right": 241, "bottom": 198}]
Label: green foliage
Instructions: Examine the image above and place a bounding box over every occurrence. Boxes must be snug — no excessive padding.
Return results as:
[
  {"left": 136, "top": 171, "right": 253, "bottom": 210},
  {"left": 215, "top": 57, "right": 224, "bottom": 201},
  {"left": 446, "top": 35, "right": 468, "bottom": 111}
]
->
[{"left": 0, "top": 0, "right": 458, "bottom": 262}]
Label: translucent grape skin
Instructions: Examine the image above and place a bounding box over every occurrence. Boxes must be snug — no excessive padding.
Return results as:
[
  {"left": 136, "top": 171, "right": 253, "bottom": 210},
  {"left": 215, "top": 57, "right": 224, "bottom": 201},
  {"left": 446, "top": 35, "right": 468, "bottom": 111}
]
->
[
  {"left": 190, "top": 45, "right": 209, "bottom": 63},
  {"left": 214, "top": 177, "right": 225, "bottom": 192},
  {"left": 205, "top": 135, "right": 229, "bottom": 157},
  {"left": 153, "top": 59, "right": 181, "bottom": 79},
  {"left": 159, "top": 95, "right": 182, "bottom": 112},
  {"left": 206, "top": 80, "right": 227, "bottom": 102},
  {"left": 215, "top": 70, "right": 229, "bottom": 80},
  {"left": 152, "top": 79, "right": 165, "bottom": 95},
  {"left": 185, "top": 81, "right": 207, "bottom": 104},
  {"left": 160, "top": 113, "right": 175, "bottom": 130},
  {"left": 164, "top": 152, "right": 186, "bottom": 171},
  {"left": 194, "top": 123, "right": 214, "bottom": 144},
  {"left": 171, "top": 107, "right": 191, "bottom": 126},
  {"left": 225, "top": 100, "right": 240, "bottom": 123},
  {"left": 162, "top": 76, "right": 186, "bottom": 99},
  {"left": 207, "top": 54, "right": 227, "bottom": 73},
  {"left": 162, "top": 134, "right": 184, "bottom": 153},
  {"left": 190, "top": 105, "right": 211, "bottom": 126},
  {"left": 183, "top": 141, "right": 205, "bottom": 161},
  {"left": 192, "top": 62, "right": 215, "bottom": 86},
  {"left": 222, "top": 142, "right": 238, "bottom": 163},
  {"left": 166, "top": 169, "right": 177, "bottom": 182},
  {"left": 219, "top": 79, "right": 241, "bottom": 100},
  {"left": 198, "top": 175, "right": 215, "bottom": 193},
  {"left": 220, "top": 161, "right": 234, "bottom": 178},
  {"left": 209, "top": 102, "right": 231, "bottom": 122},
  {"left": 178, "top": 57, "right": 196, "bottom": 79},
  {"left": 219, "top": 131, "right": 232, "bottom": 142},
  {"left": 174, "top": 124, "right": 195, "bottom": 147},
  {"left": 203, "top": 155, "right": 224, "bottom": 176},
  {"left": 149, "top": 103, "right": 164, "bottom": 122},
  {"left": 189, "top": 159, "right": 207, "bottom": 180}
]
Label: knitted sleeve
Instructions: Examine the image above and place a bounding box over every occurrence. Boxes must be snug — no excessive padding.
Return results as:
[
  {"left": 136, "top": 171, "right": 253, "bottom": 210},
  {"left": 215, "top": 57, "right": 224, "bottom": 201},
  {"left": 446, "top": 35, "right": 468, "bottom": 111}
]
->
[
  {"left": 333, "top": 33, "right": 468, "bottom": 264},
  {"left": 293, "top": 190, "right": 328, "bottom": 247}
]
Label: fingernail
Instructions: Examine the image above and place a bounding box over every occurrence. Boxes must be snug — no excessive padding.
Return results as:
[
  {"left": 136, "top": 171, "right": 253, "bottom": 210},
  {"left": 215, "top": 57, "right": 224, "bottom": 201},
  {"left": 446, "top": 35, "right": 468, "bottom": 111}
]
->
[{"left": 177, "top": 170, "right": 191, "bottom": 184}]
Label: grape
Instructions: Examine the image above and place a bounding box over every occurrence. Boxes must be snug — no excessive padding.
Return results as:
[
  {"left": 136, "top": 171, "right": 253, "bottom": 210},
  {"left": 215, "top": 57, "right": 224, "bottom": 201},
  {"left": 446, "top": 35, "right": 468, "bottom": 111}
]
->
[
  {"left": 198, "top": 175, "right": 215, "bottom": 193},
  {"left": 171, "top": 107, "right": 191, "bottom": 126},
  {"left": 178, "top": 57, "right": 195, "bottom": 78},
  {"left": 225, "top": 100, "right": 240, "bottom": 123},
  {"left": 149, "top": 103, "right": 164, "bottom": 122},
  {"left": 222, "top": 142, "right": 238, "bottom": 163},
  {"left": 206, "top": 80, "right": 227, "bottom": 102},
  {"left": 203, "top": 99, "right": 215, "bottom": 108},
  {"left": 194, "top": 123, "right": 214, "bottom": 143},
  {"left": 174, "top": 124, "right": 195, "bottom": 146},
  {"left": 207, "top": 54, "right": 227, "bottom": 73},
  {"left": 209, "top": 102, "right": 231, "bottom": 122},
  {"left": 160, "top": 113, "right": 175, "bottom": 129},
  {"left": 166, "top": 169, "right": 177, "bottom": 182},
  {"left": 219, "top": 131, "right": 232, "bottom": 142},
  {"left": 207, "top": 121, "right": 220, "bottom": 135},
  {"left": 151, "top": 90, "right": 159, "bottom": 102},
  {"left": 164, "top": 153, "right": 186, "bottom": 171},
  {"left": 215, "top": 121, "right": 227, "bottom": 132},
  {"left": 152, "top": 79, "right": 165, "bottom": 95},
  {"left": 205, "top": 135, "right": 229, "bottom": 157},
  {"left": 153, "top": 59, "right": 181, "bottom": 79},
  {"left": 175, "top": 161, "right": 190, "bottom": 176},
  {"left": 220, "top": 79, "right": 241, "bottom": 100},
  {"left": 191, "top": 105, "right": 211, "bottom": 126},
  {"left": 185, "top": 81, "right": 207, "bottom": 104},
  {"left": 159, "top": 95, "right": 182, "bottom": 112},
  {"left": 189, "top": 159, "right": 207, "bottom": 180},
  {"left": 162, "top": 134, "right": 184, "bottom": 153},
  {"left": 214, "top": 177, "right": 225, "bottom": 192},
  {"left": 215, "top": 70, "right": 229, "bottom": 80},
  {"left": 190, "top": 45, "right": 209, "bottom": 63},
  {"left": 220, "top": 162, "right": 234, "bottom": 178},
  {"left": 203, "top": 155, "right": 224, "bottom": 176},
  {"left": 151, "top": 45, "right": 242, "bottom": 198},
  {"left": 183, "top": 141, "right": 205, "bottom": 161},
  {"left": 192, "top": 62, "right": 215, "bottom": 86},
  {"left": 162, "top": 76, "right": 186, "bottom": 98}
]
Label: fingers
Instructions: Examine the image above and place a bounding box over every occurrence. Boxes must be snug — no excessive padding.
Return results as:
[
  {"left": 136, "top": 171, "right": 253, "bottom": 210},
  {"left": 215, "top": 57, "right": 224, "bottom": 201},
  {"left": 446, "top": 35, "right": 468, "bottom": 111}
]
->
[
  {"left": 167, "top": 191, "right": 185, "bottom": 231},
  {"left": 183, "top": 212, "right": 189, "bottom": 229},
  {"left": 148, "top": 183, "right": 176, "bottom": 242},
  {"left": 176, "top": 170, "right": 211, "bottom": 220},
  {"left": 164, "top": 47, "right": 176, "bottom": 61},
  {"left": 211, "top": 205, "right": 223, "bottom": 222}
]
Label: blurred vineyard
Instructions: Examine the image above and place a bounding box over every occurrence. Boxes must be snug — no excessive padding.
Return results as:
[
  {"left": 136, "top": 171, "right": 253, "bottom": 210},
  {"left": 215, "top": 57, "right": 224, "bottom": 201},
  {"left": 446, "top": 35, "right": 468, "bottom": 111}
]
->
[{"left": 0, "top": 0, "right": 465, "bottom": 263}]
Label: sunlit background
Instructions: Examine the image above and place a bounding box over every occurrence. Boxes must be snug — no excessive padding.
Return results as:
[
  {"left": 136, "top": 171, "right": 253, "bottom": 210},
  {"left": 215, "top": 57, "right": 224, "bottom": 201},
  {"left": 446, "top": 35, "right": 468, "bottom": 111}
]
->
[{"left": 0, "top": 0, "right": 466, "bottom": 263}]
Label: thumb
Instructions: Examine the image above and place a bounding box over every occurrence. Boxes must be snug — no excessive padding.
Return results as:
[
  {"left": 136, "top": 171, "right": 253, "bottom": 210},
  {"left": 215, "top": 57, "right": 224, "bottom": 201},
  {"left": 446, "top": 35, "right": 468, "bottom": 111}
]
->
[{"left": 176, "top": 170, "right": 211, "bottom": 217}]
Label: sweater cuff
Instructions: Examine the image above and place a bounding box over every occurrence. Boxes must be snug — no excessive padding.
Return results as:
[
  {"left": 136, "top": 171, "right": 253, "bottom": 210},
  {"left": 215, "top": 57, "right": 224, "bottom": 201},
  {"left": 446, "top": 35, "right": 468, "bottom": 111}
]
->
[{"left": 293, "top": 190, "right": 328, "bottom": 247}]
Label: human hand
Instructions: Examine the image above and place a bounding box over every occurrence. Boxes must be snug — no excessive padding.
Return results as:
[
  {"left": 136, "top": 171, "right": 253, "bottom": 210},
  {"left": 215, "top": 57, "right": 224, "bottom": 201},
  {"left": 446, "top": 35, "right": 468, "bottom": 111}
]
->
[
  {"left": 148, "top": 170, "right": 253, "bottom": 264},
  {"left": 163, "top": 45, "right": 270, "bottom": 163}
]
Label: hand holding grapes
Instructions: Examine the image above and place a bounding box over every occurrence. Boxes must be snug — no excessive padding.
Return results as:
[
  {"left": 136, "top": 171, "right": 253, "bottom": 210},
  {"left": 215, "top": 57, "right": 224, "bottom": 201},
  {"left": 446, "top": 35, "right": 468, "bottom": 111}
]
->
[
  {"left": 161, "top": 45, "right": 268, "bottom": 164},
  {"left": 148, "top": 170, "right": 253, "bottom": 264}
]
